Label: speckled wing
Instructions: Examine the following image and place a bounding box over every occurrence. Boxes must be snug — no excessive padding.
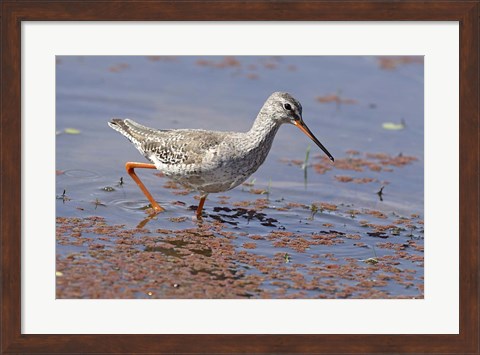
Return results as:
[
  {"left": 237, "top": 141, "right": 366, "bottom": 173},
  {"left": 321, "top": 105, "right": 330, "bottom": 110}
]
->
[{"left": 108, "top": 118, "right": 226, "bottom": 166}]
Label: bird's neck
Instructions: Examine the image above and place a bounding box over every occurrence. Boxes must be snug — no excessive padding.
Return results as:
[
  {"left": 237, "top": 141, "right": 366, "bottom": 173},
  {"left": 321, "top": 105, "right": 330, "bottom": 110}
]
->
[{"left": 245, "top": 113, "right": 281, "bottom": 152}]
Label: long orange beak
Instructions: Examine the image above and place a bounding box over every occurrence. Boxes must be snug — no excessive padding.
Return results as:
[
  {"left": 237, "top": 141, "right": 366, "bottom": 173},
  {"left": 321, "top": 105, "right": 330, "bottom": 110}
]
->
[{"left": 293, "top": 120, "right": 334, "bottom": 162}]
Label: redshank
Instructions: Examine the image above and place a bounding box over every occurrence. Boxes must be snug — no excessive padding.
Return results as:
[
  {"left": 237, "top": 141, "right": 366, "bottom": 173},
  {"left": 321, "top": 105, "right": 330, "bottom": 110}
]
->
[{"left": 108, "top": 92, "right": 334, "bottom": 218}]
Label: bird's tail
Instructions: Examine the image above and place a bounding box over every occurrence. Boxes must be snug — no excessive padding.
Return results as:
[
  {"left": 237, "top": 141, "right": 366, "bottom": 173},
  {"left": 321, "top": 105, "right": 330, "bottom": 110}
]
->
[{"left": 108, "top": 118, "right": 159, "bottom": 149}]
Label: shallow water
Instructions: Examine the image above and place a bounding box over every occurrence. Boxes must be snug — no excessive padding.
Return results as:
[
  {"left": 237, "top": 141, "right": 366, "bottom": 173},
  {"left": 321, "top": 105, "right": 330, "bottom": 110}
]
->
[{"left": 56, "top": 56, "right": 424, "bottom": 298}]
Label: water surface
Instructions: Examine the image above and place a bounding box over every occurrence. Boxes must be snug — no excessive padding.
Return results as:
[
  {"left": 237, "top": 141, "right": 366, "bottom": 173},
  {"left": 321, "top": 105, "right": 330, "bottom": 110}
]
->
[{"left": 56, "top": 56, "right": 424, "bottom": 298}]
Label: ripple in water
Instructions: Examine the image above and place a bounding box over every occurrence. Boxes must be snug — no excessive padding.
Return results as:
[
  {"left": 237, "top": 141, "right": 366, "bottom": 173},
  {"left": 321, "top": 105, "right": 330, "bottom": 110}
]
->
[
  {"left": 110, "top": 199, "right": 151, "bottom": 212},
  {"left": 63, "top": 169, "right": 101, "bottom": 179}
]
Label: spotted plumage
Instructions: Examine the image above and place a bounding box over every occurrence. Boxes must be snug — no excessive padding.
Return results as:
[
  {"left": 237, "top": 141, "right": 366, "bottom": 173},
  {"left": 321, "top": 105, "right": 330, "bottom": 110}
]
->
[{"left": 108, "top": 92, "right": 334, "bottom": 216}]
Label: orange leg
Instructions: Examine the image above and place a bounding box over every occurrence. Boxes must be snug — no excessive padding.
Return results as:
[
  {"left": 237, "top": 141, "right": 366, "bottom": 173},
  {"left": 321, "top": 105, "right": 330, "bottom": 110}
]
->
[
  {"left": 125, "top": 162, "right": 165, "bottom": 213},
  {"left": 196, "top": 194, "right": 208, "bottom": 219}
]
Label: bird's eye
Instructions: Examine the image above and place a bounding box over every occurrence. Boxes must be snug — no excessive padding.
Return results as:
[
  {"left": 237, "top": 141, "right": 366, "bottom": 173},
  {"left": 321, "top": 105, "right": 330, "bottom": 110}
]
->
[{"left": 284, "top": 103, "right": 292, "bottom": 111}]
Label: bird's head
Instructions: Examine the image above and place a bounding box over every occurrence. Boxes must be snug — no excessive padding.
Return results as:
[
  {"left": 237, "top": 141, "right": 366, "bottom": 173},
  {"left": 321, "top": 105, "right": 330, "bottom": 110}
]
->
[{"left": 264, "top": 92, "right": 334, "bottom": 162}]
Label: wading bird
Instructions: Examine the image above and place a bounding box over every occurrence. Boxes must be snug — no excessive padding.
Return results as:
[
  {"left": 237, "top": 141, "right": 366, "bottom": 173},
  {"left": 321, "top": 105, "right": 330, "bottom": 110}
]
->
[{"left": 109, "top": 92, "right": 334, "bottom": 218}]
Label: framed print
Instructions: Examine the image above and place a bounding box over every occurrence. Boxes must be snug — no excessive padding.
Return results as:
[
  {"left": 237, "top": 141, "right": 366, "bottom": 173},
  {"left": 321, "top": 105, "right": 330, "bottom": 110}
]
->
[{"left": 1, "top": 1, "right": 478, "bottom": 354}]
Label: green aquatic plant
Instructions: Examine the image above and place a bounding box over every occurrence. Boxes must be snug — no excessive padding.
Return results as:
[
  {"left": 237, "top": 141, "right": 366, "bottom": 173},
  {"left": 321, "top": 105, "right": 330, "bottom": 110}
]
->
[
  {"left": 361, "top": 245, "right": 379, "bottom": 265},
  {"left": 93, "top": 198, "right": 106, "bottom": 209},
  {"left": 244, "top": 178, "right": 256, "bottom": 187},
  {"left": 264, "top": 179, "right": 271, "bottom": 197},
  {"left": 308, "top": 203, "right": 319, "bottom": 220},
  {"left": 382, "top": 118, "right": 406, "bottom": 130},
  {"left": 302, "top": 145, "right": 311, "bottom": 188},
  {"left": 64, "top": 128, "right": 81, "bottom": 134},
  {"left": 301, "top": 145, "right": 311, "bottom": 170}
]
